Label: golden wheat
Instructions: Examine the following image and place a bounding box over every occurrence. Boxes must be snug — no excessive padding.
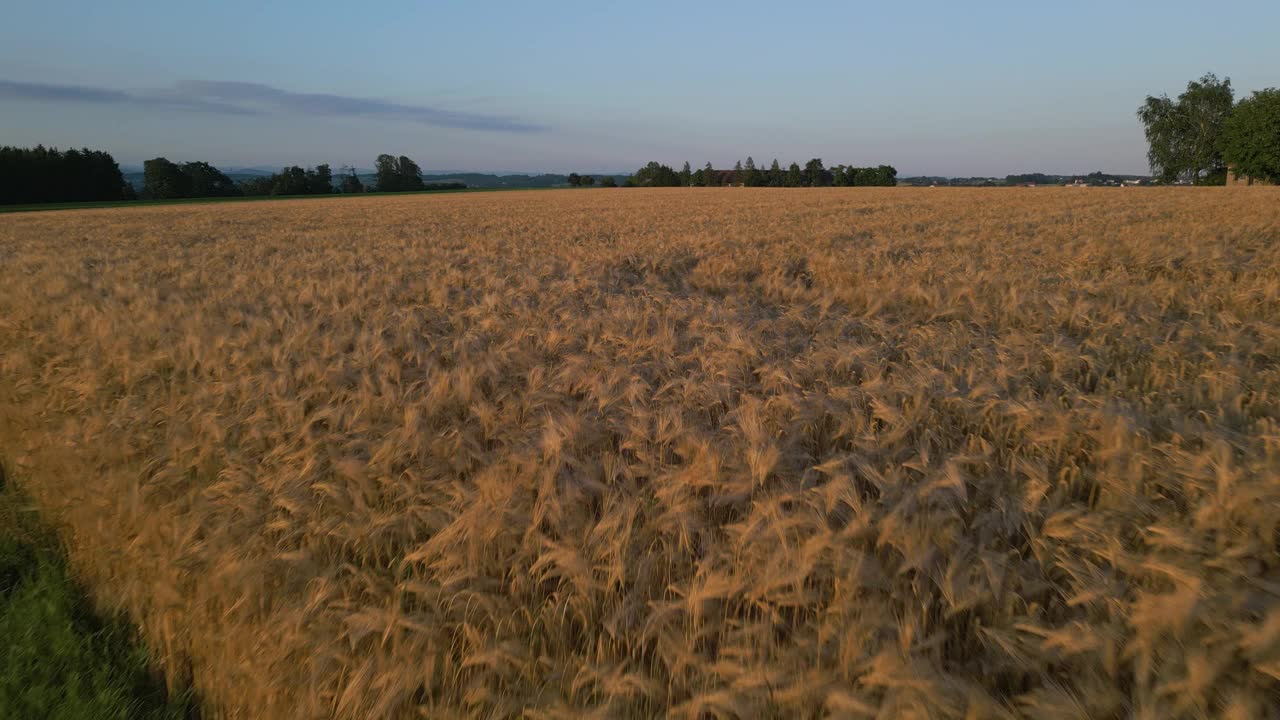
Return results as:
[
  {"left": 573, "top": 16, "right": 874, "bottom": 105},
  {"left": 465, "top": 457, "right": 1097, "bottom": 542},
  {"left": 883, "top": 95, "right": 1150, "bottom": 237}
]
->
[{"left": 1, "top": 187, "right": 1279, "bottom": 719}]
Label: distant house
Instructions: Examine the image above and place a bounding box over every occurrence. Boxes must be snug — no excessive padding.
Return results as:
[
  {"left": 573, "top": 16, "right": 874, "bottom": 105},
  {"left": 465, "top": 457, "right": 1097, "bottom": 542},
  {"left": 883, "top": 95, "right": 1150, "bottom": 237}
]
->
[{"left": 1227, "top": 166, "right": 1273, "bottom": 186}]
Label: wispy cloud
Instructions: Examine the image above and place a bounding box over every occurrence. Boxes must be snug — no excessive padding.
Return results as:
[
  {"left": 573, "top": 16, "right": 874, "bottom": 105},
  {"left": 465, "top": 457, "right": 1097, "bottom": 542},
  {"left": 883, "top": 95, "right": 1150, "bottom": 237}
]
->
[{"left": 0, "top": 79, "right": 544, "bottom": 133}]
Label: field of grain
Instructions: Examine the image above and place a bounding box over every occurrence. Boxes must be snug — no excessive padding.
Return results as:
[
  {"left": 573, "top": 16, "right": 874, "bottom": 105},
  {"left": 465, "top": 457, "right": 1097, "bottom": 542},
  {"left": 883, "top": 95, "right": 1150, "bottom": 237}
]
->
[{"left": 1, "top": 187, "right": 1278, "bottom": 718}]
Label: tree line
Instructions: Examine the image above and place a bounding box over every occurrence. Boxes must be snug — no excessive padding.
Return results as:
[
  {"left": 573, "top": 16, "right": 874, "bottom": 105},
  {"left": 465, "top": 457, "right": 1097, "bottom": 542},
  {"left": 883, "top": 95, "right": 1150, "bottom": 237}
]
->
[
  {"left": 0, "top": 145, "right": 134, "bottom": 204},
  {"left": 624, "top": 158, "right": 897, "bottom": 187},
  {"left": 145, "top": 153, "right": 462, "bottom": 199},
  {"left": 1138, "top": 73, "right": 1280, "bottom": 184},
  {"left": 0, "top": 147, "right": 468, "bottom": 204},
  {"left": 4, "top": 145, "right": 900, "bottom": 206},
  {"left": 567, "top": 173, "right": 618, "bottom": 187}
]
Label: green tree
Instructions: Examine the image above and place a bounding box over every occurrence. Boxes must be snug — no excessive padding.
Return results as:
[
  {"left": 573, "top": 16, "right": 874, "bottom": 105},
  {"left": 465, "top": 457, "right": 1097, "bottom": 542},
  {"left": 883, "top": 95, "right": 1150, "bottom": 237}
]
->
[
  {"left": 599, "top": 175, "right": 617, "bottom": 187},
  {"left": 731, "top": 160, "right": 743, "bottom": 186},
  {"left": 703, "top": 162, "right": 715, "bottom": 186},
  {"left": 397, "top": 155, "right": 425, "bottom": 191},
  {"left": 1223, "top": 88, "right": 1280, "bottom": 184},
  {"left": 374, "top": 154, "right": 401, "bottom": 192},
  {"left": 630, "top": 161, "right": 681, "bottom": 187},
  {"left": 0, "top": 145, "right": 130, "bottom": 204},
  {"left": 308, "top": 164, "right": 333, "bottom": 194},
  {"left": 180, "top": 161, "right": 240, "bottom": 197},
  {"left": 142, "top": 157, "right": 192, "bottom": 199},
  {"left": 338, "top": 167, "right": 364, "bottom": 194},
  {"left": 567, "top": 173, "right": 582, "bottom": 187},
  {"left": 680, "top": 161, "right": 692, "bottom": 187},
  {"left": 1137, "top": 73, "right": 1234, "bottom": 184},
  {"left": 581, "top": 175, "right": 595, "bottom": 186},
  {"left": 768, "top": 159, "right": 783, "bottom": 187},
  {"left": 785, "top": 162, "right": 803, "bottom": 187},
  {"left": 803, "top": 158, "right": 827, "bottom": 187},
  {"left": 236, "top": 165, "right": 335, "bottom": 196},
  {"left": 743, "top": 156, "right": 762, "bottom": 186},
  {"left": 272, "top": 166, "right": 311, "bottom": 195}
]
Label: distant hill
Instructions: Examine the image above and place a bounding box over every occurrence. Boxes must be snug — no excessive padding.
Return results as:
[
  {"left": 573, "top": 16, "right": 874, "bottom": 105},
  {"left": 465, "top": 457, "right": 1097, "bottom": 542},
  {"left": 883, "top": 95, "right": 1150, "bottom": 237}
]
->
[
  {"left": 417, "top": 173, "right": 627, "bottom": 189},
  {"left": 901, "top": 172, "right": 1154, "bottom": 187}
]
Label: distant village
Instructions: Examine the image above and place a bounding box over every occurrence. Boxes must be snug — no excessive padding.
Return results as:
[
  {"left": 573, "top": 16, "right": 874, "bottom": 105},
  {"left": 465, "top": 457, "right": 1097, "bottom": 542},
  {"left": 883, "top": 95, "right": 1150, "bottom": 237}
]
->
[{"left": 900, "top": 172, "right": 1157, "bottom": 187}]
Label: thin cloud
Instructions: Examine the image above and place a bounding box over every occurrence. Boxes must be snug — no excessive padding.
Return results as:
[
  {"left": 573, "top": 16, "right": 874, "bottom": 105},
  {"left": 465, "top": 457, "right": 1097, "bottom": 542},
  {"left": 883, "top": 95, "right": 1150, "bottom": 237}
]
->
[
  {"left": 0, "top": 79, "right": 132, "bottom": 103},
  {"left": 1, "top": 79, "right": 263, "bottom": 116},
  {"left": 0, "top": 78, "right": 544, "bottom": 133},
  {"left": 171, "top": 81, "right": 543, "bottom": 133}
]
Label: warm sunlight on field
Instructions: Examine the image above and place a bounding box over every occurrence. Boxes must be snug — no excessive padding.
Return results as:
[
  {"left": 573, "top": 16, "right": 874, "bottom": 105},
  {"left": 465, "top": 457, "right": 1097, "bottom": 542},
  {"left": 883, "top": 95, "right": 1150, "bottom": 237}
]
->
[{"left": 2, "top": 187, "right": 1279, "bottom": 718}]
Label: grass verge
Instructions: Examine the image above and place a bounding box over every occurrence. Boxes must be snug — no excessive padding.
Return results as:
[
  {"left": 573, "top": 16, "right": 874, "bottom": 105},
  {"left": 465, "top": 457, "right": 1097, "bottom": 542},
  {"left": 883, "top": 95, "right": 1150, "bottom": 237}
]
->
[{"left": 0, "top": 462, "right": 195, "bottom": 720}]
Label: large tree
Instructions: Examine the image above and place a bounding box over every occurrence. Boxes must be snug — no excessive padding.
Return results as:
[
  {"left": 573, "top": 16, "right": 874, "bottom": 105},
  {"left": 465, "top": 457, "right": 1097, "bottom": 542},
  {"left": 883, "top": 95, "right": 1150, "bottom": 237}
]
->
[
  {"left": 307, "top": 164, "right": 333, "bottom": 194},
  {"left": 1222, "top": 88, "right": 1280, "bottom": 184},
  {"left": 273, "top": 166, "right": 311, "bottom": 195},
  {"left": 181, "top": 161, "right": 240, "bottom": 197},
  {"left": 628, "top": 161, "right": 681, "bottom": 187},
  {"left": 374, "top": 154, "right": 401, "bottom": 192},
  {"left": 143, "top": 157, "right": 193, "bottom": 199},
  {"left": 743, "top": 156, "right": 762, "bottom": 187},
  {"left": 803, "top": 158, "right": 827, "bottom": 187},
  {"left": 374, "top": 153, "right": 426, "bottom": 192},
  {"left": 1137, "top": 73, "right": 1234, "bottom": 184},
  {"left": 396, "top": 155, "right": 425, "bottom": 191},
  {"left": 785, "top": 162, "right": 803, "bottom": 188}
]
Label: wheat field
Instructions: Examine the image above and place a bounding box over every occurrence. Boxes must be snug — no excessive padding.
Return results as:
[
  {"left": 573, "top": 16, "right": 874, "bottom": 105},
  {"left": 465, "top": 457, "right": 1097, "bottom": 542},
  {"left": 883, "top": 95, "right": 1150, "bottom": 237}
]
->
[{"left": 1, "top": 187, "right": 1279, "bottom": 719}]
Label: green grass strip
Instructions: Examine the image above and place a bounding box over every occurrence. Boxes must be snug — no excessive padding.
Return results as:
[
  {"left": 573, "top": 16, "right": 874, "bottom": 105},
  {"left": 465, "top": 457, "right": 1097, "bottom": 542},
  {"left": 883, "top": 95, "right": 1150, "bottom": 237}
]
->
[{"left": 0, "top": 463, "right": 195, "bottom": 720}]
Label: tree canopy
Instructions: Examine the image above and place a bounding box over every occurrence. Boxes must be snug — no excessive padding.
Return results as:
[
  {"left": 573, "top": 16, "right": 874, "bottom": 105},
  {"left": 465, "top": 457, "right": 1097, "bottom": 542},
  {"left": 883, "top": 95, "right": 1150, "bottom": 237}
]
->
[
  {"left": 239, "top": 165, "right": 333, "bottom": 196},
  {"left": 803, "top": 158, "right": 830, "bottom": 187},
  {"left": 179, "top": 161, "right": 240, "bottom": 198},
  {"left": 1137, "top": 73, "right": 1234, "bottom": 184},
  {"left": 143, "top": 157, "right": 194, "bottom": 199},
  {"left": 1223, "top": 88, "right": 1280, "bottom": 184},
  {"left": 0, "top": 145, "right": 132, "bottom": 204},
  {"left": 786, "top": 163, "right": 803, "bottom": 187},
  {"left": 374, "top": 154, "right": 426, "bottom": 192},
  {"left": 627, "top": 158, "right": 896, "bottom": 188},
  {"left": 627, "top": 161, "right": 682, "bottom": 187}
]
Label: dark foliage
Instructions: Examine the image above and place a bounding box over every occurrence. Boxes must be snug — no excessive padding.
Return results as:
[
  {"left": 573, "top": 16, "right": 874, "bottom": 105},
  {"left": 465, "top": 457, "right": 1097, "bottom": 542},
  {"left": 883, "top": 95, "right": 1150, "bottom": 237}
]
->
[{"left": 0, "top": 145, "right": 132, "bottom": 204}]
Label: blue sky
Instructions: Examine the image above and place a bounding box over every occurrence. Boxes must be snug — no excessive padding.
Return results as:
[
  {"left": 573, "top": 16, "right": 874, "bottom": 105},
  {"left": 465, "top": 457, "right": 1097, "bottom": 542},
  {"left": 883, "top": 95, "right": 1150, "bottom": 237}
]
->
[{"left": 2, "top": 1, "right": 1278, "bottom": 175}]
